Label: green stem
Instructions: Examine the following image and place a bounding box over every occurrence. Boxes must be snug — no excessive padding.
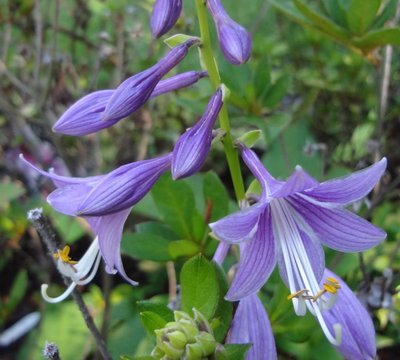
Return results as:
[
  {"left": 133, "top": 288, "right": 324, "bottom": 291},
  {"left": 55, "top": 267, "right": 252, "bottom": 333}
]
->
[{"left": 195, "top": 0, "right": 245, "bottom": 201}]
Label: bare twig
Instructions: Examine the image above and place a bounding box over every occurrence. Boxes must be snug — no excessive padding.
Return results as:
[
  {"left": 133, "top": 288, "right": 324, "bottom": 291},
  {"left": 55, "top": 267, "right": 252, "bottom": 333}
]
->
[{"left": 27, "top": 208, "right": 113, "bottom": 360}]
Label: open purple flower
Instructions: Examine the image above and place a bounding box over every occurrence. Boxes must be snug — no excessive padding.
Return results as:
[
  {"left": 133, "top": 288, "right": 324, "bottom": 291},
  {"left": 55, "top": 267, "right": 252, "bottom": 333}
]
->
[
  {"left": 171, "top": 87, "right": 223, "bottom": 179},
  {"left": 209, "top": 145, "right": 386, "bottom": 344},
  {"left": 322, "top": 269, "right": 376, "bottom": 360},
  {"left": 20, "top": 153, "right": 171, "bottom": 299},
  {"left": 151, "top": 0, "right": 182, "bottom": 38},
  {"left": 53, "top": 71, "right": 207, "bottom": 136},
  {"left": 206, "top": 0, "right": 252, "bottom": 65},
  {"left": 227, "top": 293, "right": 277, "bottom": 360}
]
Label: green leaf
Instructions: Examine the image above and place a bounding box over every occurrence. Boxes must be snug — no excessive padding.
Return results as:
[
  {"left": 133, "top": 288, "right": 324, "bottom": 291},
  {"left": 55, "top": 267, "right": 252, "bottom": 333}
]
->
[
  {"left": 137, "top": 301, "right": 174, "bottom": 323},
  {"left": 211, "top": 264, "right": 233, "bottom": 342},
  {"left": 51, "top": 211, "right": 86, "bottom": 244},
  {"left": 253, "top": 57, "right": 271, "bottom": 99},
  {"left": 371, "top": 0, "right": 397, "bottom": 29},
  {"left": 203, "top": 172, "right": 229, "bottom": 222},
  {"left": 262, "top": 75, "right": 290, "bottom": 108},
  {"left": 164, "top": 34, "right": 200, "bottom": 48},
  {"left": 237, "top": 130, "right": 263, "bottom": 148},
  {"left": 120, "top": 357, "right": 154, "bottom": 360},
  {"left": 346, "top": 0, "right": 381, "bottom": 35},
  {"left": 168, "top": 239, "right": 200, "bottom": 259},
  {"left": 3, "top": 270, "right": 27, "bottom": 315},
  {"left": 140, "top": 311, "right": 168, "bottom": 333},
  {"left": 152, "top": 174, "right": 196, "bottom": 239},
  {"left": 0, "top": 181, "right": 25, "bottom": 206},
  {"left": 180, "top": 255, "right": 219, "bottom": 320},
  {"left": 216, "top": 344, "right": 251, "bottom": 360},
  {"left": 293, "top": 0, "right": 351, "bottom": 42},
  {"left": 352, "top": 27, "right": 400, "bottom": 52},
  {"left": 121, "top": 232, "right": 173, "bottom": 262},
  {"left": 321, "top": 0, "right": 348, "bottom": 28}
]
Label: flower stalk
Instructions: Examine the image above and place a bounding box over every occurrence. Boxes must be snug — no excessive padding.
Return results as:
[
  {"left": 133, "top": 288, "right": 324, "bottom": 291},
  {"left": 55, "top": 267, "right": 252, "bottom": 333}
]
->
[{"left": 195, "top": 0, "right": 245, "bottom": 201}]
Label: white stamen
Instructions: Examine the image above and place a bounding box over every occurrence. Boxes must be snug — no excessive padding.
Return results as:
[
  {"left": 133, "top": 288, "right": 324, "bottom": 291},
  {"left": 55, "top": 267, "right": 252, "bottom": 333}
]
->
[{"left": 41, "top": 237, "right": 101, "bottom": 303}]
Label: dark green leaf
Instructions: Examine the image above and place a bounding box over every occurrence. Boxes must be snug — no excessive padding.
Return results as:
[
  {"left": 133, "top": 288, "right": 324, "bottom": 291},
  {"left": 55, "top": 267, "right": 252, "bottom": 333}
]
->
[
  {"left": 151, "top": 174, "right": 196, "bottom": 239},
  {"left": 321, "top": 0, "right": 348, "bottom": 28},
  {"left": 353, "top": 27, "right": 400, "bottom": 51},
  {"left": 346, "top": 0, "right": 381, "bottom": 34},
  {"left": 168, "top": 239, "right": 200, "bottom": 259},
  {"left": 203, "top": 172, "right": 229, "bottom": 222},
  {"left": 263, "top": 75, "right": 290, "bottom": 108},
  {"left": 253, "top": 57, "right": 271, "bottom": 99},
  {"left": 216, "top": 344, "right": 251, "bottom": 360},
  {"left": 4, "top": 270, "right": 27, "bottom": 314},
  {"left": 121, "top": 232, "right": 173, "bottom": 262},
  {"left": 371, "top": 0, "right": 397, "bottom": 29},
  {"left": 136, "top": 221, "right": 178, "bottom": 240},
  {"left": 137, "top": 301, "right": 174, "bottom": 323},
  {"left": 180, "top": 255, "right": 219, "bottom": 319}
]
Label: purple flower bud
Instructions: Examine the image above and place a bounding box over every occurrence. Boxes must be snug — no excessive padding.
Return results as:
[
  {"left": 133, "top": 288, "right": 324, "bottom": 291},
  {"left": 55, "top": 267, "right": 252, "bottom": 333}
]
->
[
  {"left": 53, "top": 70, "right": 206, "bottom": 136},
  {"left": 102, "top": 41, "right": 197, "bottom": 122},
  {"left": 322, "top": 269, "right": 376, "bottom": 360},
  {"left": 151, "top": 0, "right": 183, "bottom": 38},
  {"left": 171, "top": 87, "right": 223, "bottom": 179},
  {"left": 206, "top": 0, "right": 252, "bottom": 65}
]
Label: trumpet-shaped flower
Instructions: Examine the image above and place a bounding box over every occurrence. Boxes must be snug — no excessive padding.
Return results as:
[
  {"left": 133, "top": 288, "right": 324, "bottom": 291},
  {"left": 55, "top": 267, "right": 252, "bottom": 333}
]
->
[
  {"left": 41, "top": 240, "right": 101, "bottom": 303},
  {"left": 227, "top": 293, "right": 277, "bottom": 360},
  {"left": 151, "top": 0, "right": 182, "bottom": 38},
  {"left": 103, "top": 40, "right": 198, "bottom": 122},
  {"left": 322, "top": 269, "right": 376, "bottom": 360},
  {"left": 20, "top": 153, "right": 171, "bottom": 291},
  {"left": 53, "top": 71, "right": 207, "bottom": 136},
  {"left": 206, "top": 0, "right": 252, "bottom": 65},
  {"left": 210, "top": 145, "right": 386, "bottom": 345},
  {"left": 171, "top": 87, "right": 223, "bottom": 179}
]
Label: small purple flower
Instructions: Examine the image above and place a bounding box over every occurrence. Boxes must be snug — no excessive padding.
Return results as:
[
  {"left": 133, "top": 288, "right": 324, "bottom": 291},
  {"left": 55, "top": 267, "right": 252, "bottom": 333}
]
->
[
  {"left": 206, "top": 0, "right": 252, "bottom": 65},
  {"left": 103, "top": 41, "right": 197, "bottom": 122},
  {"left": 227, "top": 293, "right": 277, "bottom": 360},
  {"left": 151, "top": 0, "right": 183, "bottom": 38},
  {"left": 53, "top": 70, "right": 206, "bottom": 136},
  {"left": 322, "top": 269, "right": 376, "bottom": 360},
  {"left": 20, "top": 153, "right": 171, "bottom": 290},
  {"left": 210, "top": 145, "right": 386, "bottom": 345},
  {"left": 171, "top": 87, "right": 223, "bottom": 179}
]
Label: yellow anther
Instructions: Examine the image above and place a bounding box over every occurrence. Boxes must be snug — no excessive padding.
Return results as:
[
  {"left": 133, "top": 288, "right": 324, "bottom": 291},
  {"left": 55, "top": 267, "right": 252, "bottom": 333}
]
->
[
  {"left": 323, "top": 283, "right": 339, "bottom": 294},
  {"left": 287, "top": 289, "right": 309, "bottom": 300},
  {"left": 326, "top": 277, "right": 340, "bottom": 285},
  {"left": 53, "top": 246, "right": 78, "bottom": 265}
]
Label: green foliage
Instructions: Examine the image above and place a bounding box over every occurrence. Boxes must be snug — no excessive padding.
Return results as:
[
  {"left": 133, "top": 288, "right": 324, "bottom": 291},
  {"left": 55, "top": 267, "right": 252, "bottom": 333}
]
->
[{"left": 215, "top": 344, "right": 251, "bottom": 360}]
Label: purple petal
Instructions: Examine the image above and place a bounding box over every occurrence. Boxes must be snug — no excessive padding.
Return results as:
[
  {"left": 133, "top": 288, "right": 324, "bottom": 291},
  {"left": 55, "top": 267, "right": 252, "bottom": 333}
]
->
[
  {"left": 206, "top": 0, "right": 252, "bottom": 65},
  {"left": 103, "top": 42, "right": 195, "bottom": 121},
  {"left": 47, "top": 184, "right": 92, "bottom": 216},
  {"left": 290, "top": 196, "right": 386, "bottom": 252},
  {"left": 322, "top": 269, "right": 376, "bottom": 360},
  {"left": 271, "top": 166, "right": 319, "bottom": 198},
  {"left": 86, "top": 208, "right": 137, "bottom": 285},
  {"left": 239, "top": 146, "right": 283, "bottom": 197},
  {"left": 277, "top": 227, "right": 325, "bottom": 288},
  {"left": 226, "top": 208, "right": 276, "bottom": 300},
  {"left": 303, "top": 158, "right": 387, "bottom": 206},
  {"left": 77, "top": 154, "right": 172, "bottom": 216},
  {"left": 52, "top": 90, "right": 116, "bottom": 136},
  {"left": 209, "top": 202, "right": 266, "bottom": 244},
  {"left": 171, "top": 88, "right": 223, "bottom": 179},
  {"left": 19, "top": 154, "right": 103, "bottom": 188},
  {"left": 228, "top": 293, "right": 277, "bottom": 360},
  {"left": 150, "top": 0, "right": 182, "bottom": 38}
]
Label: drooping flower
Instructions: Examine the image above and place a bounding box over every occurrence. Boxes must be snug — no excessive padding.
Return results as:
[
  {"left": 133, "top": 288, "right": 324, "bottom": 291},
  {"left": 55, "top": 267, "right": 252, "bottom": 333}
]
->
[
  {"left": 206, "top": 0, "right": 252, "bottom": 65},
  {"left": 20, "top": 153, "right": 172, "bottom": 295},
  {"left": 151, "top": 0, "right": 183, "bottom": 38},
  {"left": 227, "top": 293, "right": 277, "bottom": 360},
  {"left": 209, "top": 145, "right": 386, "bottom": 344},
  {"left": 171, "top": 87, "right": 223, "bottom": 179},
  {"left": 322, "top": 269, "right": 376, "bottom": 360},
  {"left": 41, "top": 240, "right": 101, "bottom": 303},
  {"left": 53, "top": 70, "right": 207, "bottom": 136},
  {"left": 103, "top": 40, "right": 198, "bottom": 122}
]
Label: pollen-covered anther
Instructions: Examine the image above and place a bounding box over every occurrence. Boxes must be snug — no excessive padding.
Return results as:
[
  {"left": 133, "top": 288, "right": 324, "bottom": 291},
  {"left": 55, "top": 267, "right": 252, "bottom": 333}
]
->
[
  {"left": 313, "top": 278, "right": 341, "bottom": 301},
  {"left": 53, "top": 246, "right": 78, "bottom": 265}
]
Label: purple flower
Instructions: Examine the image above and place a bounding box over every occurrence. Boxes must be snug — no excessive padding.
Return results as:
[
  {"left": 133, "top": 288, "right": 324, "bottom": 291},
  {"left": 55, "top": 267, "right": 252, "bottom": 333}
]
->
[
  {"left": 206, "top": 0, "right": 252, "bottom": 65},
  {"left": 103, "top": 41, "right": 197, "bottom": 122},
  {"left": 151, "top": 0, "right": 183, "bottom": 38},
  {"left": 171, "top": 87, "right": 223, "bottom": 179},
  {"left": 20, "top": 153, "right": 171, "bottom": 294},
  {"left": 227, "top": 293, "right": 277, "bottom": 360},
  {"left": 322, "top": 269, "right": 376, "bottom": 360},
  {"left": 53, "top": 70, "right": 207, "bottom": 136},
  {"left": 209, "top": 145, "right": 386, "bottom": 344}
]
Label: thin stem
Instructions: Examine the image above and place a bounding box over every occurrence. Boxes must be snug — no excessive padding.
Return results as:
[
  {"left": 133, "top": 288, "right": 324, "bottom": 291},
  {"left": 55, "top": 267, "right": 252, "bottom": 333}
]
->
[
  {"left": 27, "top": 208, "right": 113, "bottom": 360},
  {"left": 195, "top": 0, "right": 245, "bottom": 201}
]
